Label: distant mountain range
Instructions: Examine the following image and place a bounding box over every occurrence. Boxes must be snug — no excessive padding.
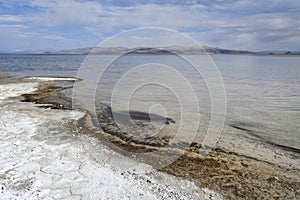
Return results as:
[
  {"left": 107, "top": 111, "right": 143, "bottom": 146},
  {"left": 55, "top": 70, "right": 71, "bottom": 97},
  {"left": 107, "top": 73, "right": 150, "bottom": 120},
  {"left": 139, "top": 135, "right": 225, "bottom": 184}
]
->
[{"left": 5, "top": 46, "right": 300, "bottom": 55}]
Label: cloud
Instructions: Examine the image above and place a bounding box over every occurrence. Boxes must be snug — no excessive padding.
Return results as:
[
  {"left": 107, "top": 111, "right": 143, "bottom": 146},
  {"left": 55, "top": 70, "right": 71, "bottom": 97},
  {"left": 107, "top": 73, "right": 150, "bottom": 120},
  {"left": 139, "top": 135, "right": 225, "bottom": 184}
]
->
[
  {"left": 26, "top": 1, "right": 204, "bottom": 31},
  {"left": 0, "top": 24, "right": 26, "bottom": 30},
  {"left": 0, "top": 15, "right": 23, "bottom": 23},
  {"left": 184, "top": 3, "right": 300, "bottom": 51},
  {"left": 0, "top": 24, "right": 69, "bottom": 51},
  {"left": 28, "top": 0, "right": 106, "bottom": 26},
  {"left": 0, "top": 0, "right": 300, "bottom": 51},
  {"left": 100, "top": 28, "right": 199, "bottom": 48},
  {"left": 212, "top": 0, "right": 300, "bottom": 13}
]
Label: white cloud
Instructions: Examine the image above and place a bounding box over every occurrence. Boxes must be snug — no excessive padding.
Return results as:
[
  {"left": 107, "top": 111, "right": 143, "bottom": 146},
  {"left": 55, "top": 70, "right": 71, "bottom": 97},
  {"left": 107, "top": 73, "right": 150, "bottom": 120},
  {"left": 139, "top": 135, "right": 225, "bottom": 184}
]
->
[
  {"left": 100, "top": 28, "right": 198, "bottom": 48},
  {"left": 26, "top": 1, "right": 204, "bottom": 31},
  {"left": 0, "top": 24, "right": 26, "bottom": 30},
  {"left": 0, "top": 15, "right": 23, "bottom": 23},
  {"left": 212, "top": 0, "right": 300, "bottom": 12},
  {"left": 28, "top": 0, "right": 107, "bottom": 26},
  {"left": 0, "top": 0, "right": 300, "bottom": 50},
  {"left": 0, "top": 23, "right": 71, "bottom": 51}
]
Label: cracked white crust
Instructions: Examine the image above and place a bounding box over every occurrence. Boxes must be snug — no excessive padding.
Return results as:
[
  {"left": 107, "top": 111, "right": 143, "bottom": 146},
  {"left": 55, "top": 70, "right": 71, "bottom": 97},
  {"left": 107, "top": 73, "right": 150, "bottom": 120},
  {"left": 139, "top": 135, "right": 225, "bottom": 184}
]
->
[{"left": 0, "top": 80, "right": 222, "bottom": 200}]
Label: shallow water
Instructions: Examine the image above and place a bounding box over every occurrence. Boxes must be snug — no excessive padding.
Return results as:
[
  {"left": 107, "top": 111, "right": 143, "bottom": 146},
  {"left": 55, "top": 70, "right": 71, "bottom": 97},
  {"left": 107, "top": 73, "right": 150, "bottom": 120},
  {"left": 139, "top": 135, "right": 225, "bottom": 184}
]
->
[
  {"left": 0, "top": 81, "right": 218, "bottom": 199},
  {"left": 0, "top": 53, "right": 299, "bottom": 150}
]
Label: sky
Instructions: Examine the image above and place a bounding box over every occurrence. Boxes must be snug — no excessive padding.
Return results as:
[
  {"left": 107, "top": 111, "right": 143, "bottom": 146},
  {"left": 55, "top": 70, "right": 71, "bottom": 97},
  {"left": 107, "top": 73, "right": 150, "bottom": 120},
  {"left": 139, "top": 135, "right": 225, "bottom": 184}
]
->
[{"left": 0, "top": 0, "right": 299, "bottom": 51}]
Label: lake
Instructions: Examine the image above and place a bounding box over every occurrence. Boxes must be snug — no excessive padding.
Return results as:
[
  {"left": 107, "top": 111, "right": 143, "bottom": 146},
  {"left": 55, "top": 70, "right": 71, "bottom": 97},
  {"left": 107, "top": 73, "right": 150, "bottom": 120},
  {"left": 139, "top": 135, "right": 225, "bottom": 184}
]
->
[{"left": 0, "top": 53, "right": 299, "bottom": 150}]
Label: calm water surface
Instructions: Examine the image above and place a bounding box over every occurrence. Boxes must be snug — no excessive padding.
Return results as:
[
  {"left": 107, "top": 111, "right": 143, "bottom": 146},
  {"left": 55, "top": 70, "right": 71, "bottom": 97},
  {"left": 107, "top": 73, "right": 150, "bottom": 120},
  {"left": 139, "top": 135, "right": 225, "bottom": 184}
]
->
[{"left": 0, "top": 54, "right": 299, "bottom": 149}]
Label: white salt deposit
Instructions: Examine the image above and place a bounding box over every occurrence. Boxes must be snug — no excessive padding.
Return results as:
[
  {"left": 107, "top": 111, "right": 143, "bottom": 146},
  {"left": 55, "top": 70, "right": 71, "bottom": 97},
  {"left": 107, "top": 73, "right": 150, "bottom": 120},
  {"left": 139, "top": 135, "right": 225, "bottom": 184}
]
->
[
  {"left": 0, "top": 82, "right": 38, "bottom": 100},
  {"left": 0, "top": 79, "right": 222, "bottom": 200},
  {"left": 26, "top": 77, "right": 78, "bottom": 81}
]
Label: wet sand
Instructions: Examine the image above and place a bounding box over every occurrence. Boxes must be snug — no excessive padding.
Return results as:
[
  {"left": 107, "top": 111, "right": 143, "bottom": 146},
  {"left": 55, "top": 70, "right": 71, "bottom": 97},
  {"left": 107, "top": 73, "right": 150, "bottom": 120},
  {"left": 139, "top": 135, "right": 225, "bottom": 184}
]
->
[{"left": 20, "top": 77, "right": 300, "bottom": 199}]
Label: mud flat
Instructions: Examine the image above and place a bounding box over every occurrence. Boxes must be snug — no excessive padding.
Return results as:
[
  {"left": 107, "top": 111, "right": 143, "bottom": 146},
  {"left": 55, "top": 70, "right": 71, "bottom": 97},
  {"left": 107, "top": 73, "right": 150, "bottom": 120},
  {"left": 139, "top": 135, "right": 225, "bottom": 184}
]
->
[{"left": 12, "top": 76, "right": 300, "bottom": 199}]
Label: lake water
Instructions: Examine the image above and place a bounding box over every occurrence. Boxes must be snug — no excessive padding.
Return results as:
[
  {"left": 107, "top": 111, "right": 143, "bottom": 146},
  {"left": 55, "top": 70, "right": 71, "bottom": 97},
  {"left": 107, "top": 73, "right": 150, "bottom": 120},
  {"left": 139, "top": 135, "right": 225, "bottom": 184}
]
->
[{"left": 0, "top": 53, "right": 299, "bottom": 150}]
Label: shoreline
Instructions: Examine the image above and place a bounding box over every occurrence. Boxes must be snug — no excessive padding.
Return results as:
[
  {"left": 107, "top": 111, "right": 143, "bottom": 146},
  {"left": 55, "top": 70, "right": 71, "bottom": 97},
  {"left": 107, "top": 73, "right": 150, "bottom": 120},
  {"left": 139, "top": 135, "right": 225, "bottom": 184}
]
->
[
  {"left": 2, "top": 76, "right": 299, "bottom": 199},
  {"left": 19, "top": 76, "right": 300, "bottom": 199},
  {"left": 230, "top": 124, "right": 300, "bottom": 154},
  {"left": 0, "top": 76, "right": 221, "bottom": 199},
  {"left": 77, "top": 111, "right": 300, "bottom": 199}
]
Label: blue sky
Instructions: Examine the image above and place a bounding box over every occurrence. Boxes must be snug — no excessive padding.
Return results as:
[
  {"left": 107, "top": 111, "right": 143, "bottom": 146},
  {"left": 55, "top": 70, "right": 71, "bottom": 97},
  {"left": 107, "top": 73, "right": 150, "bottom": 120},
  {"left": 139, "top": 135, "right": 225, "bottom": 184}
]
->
[{"left": 0, "top": 0, "right": 299, "bottom": 51}]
